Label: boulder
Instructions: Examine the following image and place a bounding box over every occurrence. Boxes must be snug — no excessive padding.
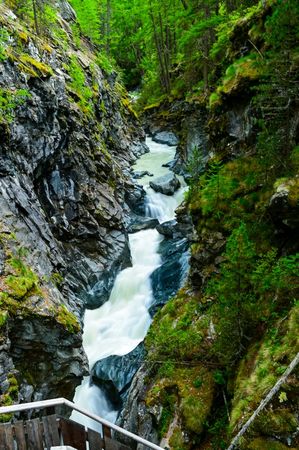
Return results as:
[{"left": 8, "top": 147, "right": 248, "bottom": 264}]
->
[
  {"left": 133, "top": 170, "right": 154, "bottom": 179},
  {"left": 150, "top": 237, "right": 189, "bottom": 316},
  {"left": 149, "top": 173, "right": 181, "bottom": 196},
  {"left": 91, "top": 343, "right": 145, "bottom": 396},
  {"left": 156, "top": 219, "right": 177, "bottom": 238},
  {"left": 153, "top": 131, "right": 179, "bottom": 146},
  {"left": 124, "top": 184, "right": 146, "bottom": 215},
  {"left": 162, "top": 159, "right": 176, "bottom": 169},
  {"left": 127, "top": 217, "right": 159, "bottom": 233}
]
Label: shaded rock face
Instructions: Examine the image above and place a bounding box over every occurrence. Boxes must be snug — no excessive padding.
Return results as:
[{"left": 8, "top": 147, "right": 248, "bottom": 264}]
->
[
  {"left": 150, "top": 209, "right": 192, "bottom": 317},
  {"left": 91, "top": 344, "right": 146, "bottom": 406},
  {"left": 116, "top": 366, "right": 160, "bottom": 449},
  {"left": 150, "top": 236, "right": 189, "bottom": 316},
  {"left": 149, "top": 173, "right": 181, "bottom": 196},
  {"left": 0, "top": 4, "right": 146, "bottom": 406},
  {"left": 9, "top": 317, "right": 87, "bottom": 403}
]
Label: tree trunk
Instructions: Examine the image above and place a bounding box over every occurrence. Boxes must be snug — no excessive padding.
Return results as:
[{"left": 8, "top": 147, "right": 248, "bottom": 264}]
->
[
  {"left": 106, "top": 0, "right": 111, "bottom": 54},
  {"left": 32, "top": 0, "right": 39, "bottom": 35}
]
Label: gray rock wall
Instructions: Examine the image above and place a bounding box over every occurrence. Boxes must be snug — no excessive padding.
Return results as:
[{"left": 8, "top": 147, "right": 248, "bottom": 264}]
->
[{"left": 0, "top": 3, "right": 146, "bottom": 408}]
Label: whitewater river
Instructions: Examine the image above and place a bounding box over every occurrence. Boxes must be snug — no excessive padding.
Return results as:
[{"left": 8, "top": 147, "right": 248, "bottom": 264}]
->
[{"left": 72, "top": 137, "right": 186, "bottom": 431}]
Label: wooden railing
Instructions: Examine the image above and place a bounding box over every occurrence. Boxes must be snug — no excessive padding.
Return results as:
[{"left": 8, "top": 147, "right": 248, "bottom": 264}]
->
[{"left": 0, "top": 397, "right": 164, "bottom": 450}]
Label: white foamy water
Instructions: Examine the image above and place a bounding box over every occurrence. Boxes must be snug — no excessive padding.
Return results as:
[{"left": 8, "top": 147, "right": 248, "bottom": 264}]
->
[{"left": 72, "top": 136, "right": 186, "bottom": 430}]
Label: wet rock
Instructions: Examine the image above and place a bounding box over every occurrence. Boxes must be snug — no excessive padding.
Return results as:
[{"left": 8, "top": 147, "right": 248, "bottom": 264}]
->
[
  {"left": 131, "top": 142, "right": 150, "bottom": 158},
  {"left": 91, "top": 343, "right": 145, "bottom": 397},
  {"left": 150, "top": 237, "right": 189, "bottom": 316},
  {"left": 128, "top": 217, "right": 159, "bottom": 233},
  {"left": 156, "top": 219, "right": 177, "bottom": 238},
  {"left": 162, "top": 159, "right": 176, "bottom": 169},
  {"left": 9, "top": 317, "right": 87, "bottom": 402},
  {"left": 152, "top": 131, "right": 178, "bottom": 146},
  {"left": 125, "top": 184, "right": 146, "bottom": 215},
  {"left": 133, "top": 170, "right": 154, "bottom": 179},
  {"left": 116, "top": 366, "right": 160, "bottom": 448},
  {"left": 149, "top": 173, "right": 181, "bottom": 196}
]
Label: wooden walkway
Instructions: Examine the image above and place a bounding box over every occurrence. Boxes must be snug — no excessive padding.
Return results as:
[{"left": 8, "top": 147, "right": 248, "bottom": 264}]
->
[
  {"left": 0, "top": 414, "right": 130, "bottom": 450},
  {"left": 0, "top": 397, "right": 163, "bottom": 450}
]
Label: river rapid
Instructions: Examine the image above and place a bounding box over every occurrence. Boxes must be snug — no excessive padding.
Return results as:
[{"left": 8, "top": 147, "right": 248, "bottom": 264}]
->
[{"left": 72, "top": 136, "right": 187, "bottom": 431}]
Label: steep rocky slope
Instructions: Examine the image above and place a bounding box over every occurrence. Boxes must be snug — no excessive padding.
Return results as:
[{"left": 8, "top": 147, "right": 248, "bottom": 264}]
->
[
  {"left": 0, "top": 1, "right": 146, "bottom": 414},
  {"left": 119, "top": 3, "right": 299, "bottom": 449}
]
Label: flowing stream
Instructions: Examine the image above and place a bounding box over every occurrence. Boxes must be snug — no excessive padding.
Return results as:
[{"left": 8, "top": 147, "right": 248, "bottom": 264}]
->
[{"left": 72, "top": 137, "right": 186, "bottom": 431}]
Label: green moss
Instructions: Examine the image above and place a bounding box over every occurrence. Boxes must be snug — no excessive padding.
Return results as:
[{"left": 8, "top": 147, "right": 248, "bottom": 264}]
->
[
  {"left": 230, "top": 303, "right": 299, "bottom": 431},
  {"left": 247, "top": 438, "right": 297, "bottom": 450},
  {"left": 215, "top": 54, "right": 262, "bottom": 98},
  {"left": 290, "top": 146, "right": 299, "bottom": 171},
  {"left": 253, "top": 409, "right": 298, "bottom": 436},
  {"left": 121, "top": 96, "right": 139, "bottom": 119},
  {"left": 18, "top": 54, "right": 53, "bottom": 77},
  {"left": 147, "top": 367, "right": 214, "bottom": 437},
  {"left": 50, "top": 272, "right": 64, "bottom": 287},
  {"left": 0, "top": 373, "right": 19, "bottom": 422},
  {"left": 209, "top": 91, "right": 222, "bottom": 108},
  {"left": 55, "top": 304, "right": 80, "bottom": 333},
  {"left": 4, "top": 256, "right": 41, "bottom": 299},
  {"left": 0, "top": 310, "right": 8, "bottom": 328},
  {"left": 169, "top": 427, "right": 187, "bottom": 450},
  {"left": 146, "top": 290, "right": 209, "bottom": 362}
]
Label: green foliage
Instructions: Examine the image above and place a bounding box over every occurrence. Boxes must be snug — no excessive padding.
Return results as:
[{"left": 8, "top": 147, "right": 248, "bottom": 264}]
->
[
  {"left": 0, "top": 373, "right": 19, "bottom": 418},
  {"left": 231, "top": 302, "right": 299, "bottom": 431},
  {"left": 69, "top": 0, "right": 101, "bottom": 44},
  {"left": 207, "top": 223, "right": 258, "bottom": 364},
  {"left": 0, "top": 88, "right": 31, "bottom": 123},
  {"left": 146, "top": 293, "right": 207, "bottom": 362},
  {"left": 0, "top": 310, "right": 8, "bottom": 328},
  {"left": 264, "top": 0, "right": 299, "bottom": 50},
  {"left": 67, "top": 55, "right": 93, "bottom": 113},
  {"left": 0, "top": 28, "right": 9, "bottom": 61},
  {"left": 95, "top": 52, "right": 115, "bottom": 74}
]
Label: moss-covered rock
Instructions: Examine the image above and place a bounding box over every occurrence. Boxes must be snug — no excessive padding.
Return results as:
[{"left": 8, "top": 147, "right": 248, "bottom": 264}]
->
[
  {"left": 246, "top": 437, "right": 297, "bottom": 450},
  {"left": 147, "top": 366, "right": 215, "bottom": 441}
]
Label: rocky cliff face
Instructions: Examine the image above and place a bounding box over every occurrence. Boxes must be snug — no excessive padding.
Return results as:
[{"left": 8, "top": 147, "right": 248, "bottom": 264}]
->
[{"left": 0, "top": 2, "right": 147, "bottom": 412}]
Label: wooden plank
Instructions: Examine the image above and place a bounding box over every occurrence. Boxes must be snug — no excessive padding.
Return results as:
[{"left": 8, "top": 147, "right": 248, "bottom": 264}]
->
[
  {"left": 42, "top": 414, "right": 60, "bottom": 449},
  {"left": 105, "top": 437, "right": 131, "bottom": 450},
  {"left": 26, "top": 418, "right": 44, "bottom": 450},
  {"left": 103, "top": 424, "right": 112, "bottom": 439},
  {"left": 0, "top": 423, "right": 14, "bottom": 450},
  {"left": 13, "top": 421, "right": 27, "bottom": 450},
  {"left": 88, "top": 428, "right": 104, "bottom": 450},
  {"left": 59, "top": 417, "right": 86, "bottom": 450}
]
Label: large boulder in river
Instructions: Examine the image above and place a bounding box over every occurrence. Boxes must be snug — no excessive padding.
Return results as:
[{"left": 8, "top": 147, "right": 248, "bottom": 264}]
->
[
  {"left": 156, "top": 219, "right": 177, "bottom": 238},
  {"left": 150, "top": 173, "right": 181, "bottom": 196},
  {"left": 153, "top": 131, "right": 179, "bottom": 146},
  {"left": 128, "top": 216, "right": 159, "bottom": 233},
  {"left": 91, "top": 343, "right": 145, "bottom": 400},
  {"left": 150, "top": 237, "right": 189, "bottom": 316}
]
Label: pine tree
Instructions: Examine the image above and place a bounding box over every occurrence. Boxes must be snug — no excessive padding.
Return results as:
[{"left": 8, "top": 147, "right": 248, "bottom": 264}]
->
[{"left": 207, "top": 223, "right": 257, "bottom": 365}]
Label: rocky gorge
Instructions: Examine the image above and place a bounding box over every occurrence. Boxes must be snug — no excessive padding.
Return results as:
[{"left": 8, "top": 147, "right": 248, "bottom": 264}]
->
[{"left": 0, "top": 1, "right": 298, "bottom": 450}]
